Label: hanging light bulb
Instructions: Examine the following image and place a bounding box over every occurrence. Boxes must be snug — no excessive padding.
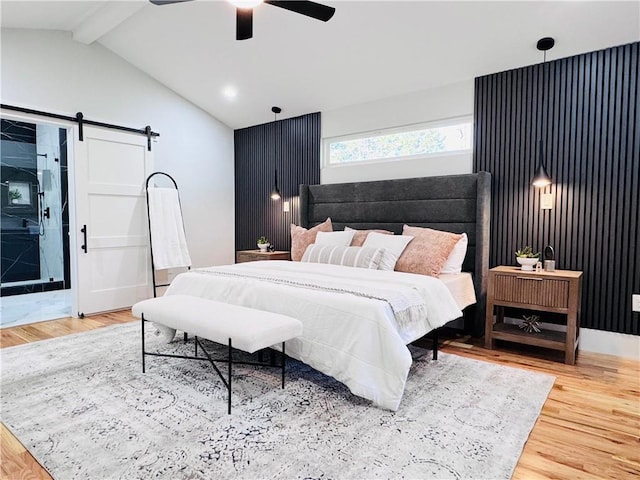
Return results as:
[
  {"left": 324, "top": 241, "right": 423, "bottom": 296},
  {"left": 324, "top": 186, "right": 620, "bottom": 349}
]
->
[
  {"left": 270, "top": 106, "right": 281, "bottom": 201},
  {"left": 532, "top": 37, "right": 554, "bottom": 188}
]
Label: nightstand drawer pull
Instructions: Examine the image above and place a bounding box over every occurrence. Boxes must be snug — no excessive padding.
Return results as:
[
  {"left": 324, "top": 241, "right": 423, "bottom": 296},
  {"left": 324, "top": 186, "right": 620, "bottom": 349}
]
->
[{"left": 516, "top": 276, "right": 543, "bottom": 281}]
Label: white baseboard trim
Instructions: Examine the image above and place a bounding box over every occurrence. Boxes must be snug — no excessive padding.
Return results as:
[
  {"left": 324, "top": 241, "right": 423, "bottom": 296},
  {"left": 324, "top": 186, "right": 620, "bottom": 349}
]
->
[
  {"left": 503, "top": 317, "right": 639, "bottom": 361},
  {"left": 579, "top": 328, "right": 640, "bottom": 361}
]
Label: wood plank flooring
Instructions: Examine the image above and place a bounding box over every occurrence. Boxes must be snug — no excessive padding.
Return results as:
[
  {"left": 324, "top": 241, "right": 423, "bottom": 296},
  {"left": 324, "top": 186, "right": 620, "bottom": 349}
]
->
[{"left": 1, "top": 311, "right": 639, "bottom": 479}]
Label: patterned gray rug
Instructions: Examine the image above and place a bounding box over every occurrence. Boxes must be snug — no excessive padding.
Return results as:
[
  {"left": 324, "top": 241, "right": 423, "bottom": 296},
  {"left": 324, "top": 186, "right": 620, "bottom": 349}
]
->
[{"left": 1, "top": 323, "right": 554, "bottom": 479}]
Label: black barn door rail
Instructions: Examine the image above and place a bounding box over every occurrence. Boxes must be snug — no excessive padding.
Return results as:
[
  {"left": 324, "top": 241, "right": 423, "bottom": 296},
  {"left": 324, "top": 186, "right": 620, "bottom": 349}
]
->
[{"left": 1, "top": 104, "right": 160, "bottom": 151}]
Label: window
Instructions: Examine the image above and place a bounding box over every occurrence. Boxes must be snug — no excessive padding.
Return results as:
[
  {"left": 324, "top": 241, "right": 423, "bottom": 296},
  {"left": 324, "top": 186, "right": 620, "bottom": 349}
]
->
[{"left": 325, "top": 117, "right": 473, "bottom": 165}]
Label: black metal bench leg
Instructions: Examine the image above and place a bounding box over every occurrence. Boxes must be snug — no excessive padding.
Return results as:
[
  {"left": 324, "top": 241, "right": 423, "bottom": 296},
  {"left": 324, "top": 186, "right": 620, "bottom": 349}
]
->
[
  {"left": 228, "top": 338, "right": 232, "bottom": 415},
  {"left": 432, "top": 330, "right": 439, "bottom": 361},
  {"left": 281, "top": 342, "right": 286, "bottom": 389},
  {"left": 141, "top": 313, "right": 146, "bottom": 373}
]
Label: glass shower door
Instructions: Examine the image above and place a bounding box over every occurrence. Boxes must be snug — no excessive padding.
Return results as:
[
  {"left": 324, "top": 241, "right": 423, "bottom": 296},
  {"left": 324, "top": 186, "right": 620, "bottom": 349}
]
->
[{"left": 1, "top": 118, "right": 70, "bottom": 294}]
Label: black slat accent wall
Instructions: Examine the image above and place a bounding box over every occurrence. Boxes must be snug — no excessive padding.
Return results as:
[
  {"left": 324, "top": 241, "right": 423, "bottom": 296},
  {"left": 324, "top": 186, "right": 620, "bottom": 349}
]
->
[
  {"left": 235, "top": 112, "right": 321, "bottom": 253},
  {"left": 474, "top": 42, "right": 639, "bottom": 335}
]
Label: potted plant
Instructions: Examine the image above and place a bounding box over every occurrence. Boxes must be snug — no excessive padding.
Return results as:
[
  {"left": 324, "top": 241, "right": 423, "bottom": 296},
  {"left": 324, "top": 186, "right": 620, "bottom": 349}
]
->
[
  {"left": 515, "top": 246, "right": 540, "bottom": 271},
  {"left": 8, "top": 188, "right": 22, "bottom": 204},
  {"left": 257, "top": 236, "right": 270, "bottom": 252}
]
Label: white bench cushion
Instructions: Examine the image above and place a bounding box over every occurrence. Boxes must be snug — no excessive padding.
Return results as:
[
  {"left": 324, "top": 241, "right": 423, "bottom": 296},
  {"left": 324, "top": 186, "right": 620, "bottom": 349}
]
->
[{"left": 132, "top": 294, "right": 303, "bottom": 354}]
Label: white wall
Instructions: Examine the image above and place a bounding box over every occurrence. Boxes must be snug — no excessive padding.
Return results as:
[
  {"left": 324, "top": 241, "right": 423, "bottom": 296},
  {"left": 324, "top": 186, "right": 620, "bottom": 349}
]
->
[
  {"left": 321, "top": 80, "right": 474, "bottom": 184},
  {"left": 580, "top": 329, "right": 640, "bottom": 361},
  {"left": 1, "top": 28, "right": 235, "bottom": 268}
]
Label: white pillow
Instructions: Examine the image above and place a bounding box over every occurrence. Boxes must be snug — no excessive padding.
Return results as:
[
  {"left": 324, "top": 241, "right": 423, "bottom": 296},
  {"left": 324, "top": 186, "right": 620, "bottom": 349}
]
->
[
  {"left": 441, "top": 233, "right": 468, "bottom": 274},
  {"left": 315, "top": 230, "right": 356, "bottom": 247},
  {"left": 362, "top": 232, "right": 414, "bottom": 271},
  {"left": 301, "top": 244, "right": 384, "bottom": 269},
  {"left": 344, "top": 226, "right": 393, "bottom": 246}
]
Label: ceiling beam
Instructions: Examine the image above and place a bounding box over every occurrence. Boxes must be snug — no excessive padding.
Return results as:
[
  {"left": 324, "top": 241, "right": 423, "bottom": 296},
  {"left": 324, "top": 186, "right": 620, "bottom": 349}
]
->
[{"left": 72, "top": 2, "right": 147, "bottom": 45}]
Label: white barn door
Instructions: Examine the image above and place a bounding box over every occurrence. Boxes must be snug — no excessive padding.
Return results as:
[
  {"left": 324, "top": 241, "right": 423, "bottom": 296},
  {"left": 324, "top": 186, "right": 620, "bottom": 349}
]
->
[{"left": 74, "top": 126, "right": 153, "bottom": 316}]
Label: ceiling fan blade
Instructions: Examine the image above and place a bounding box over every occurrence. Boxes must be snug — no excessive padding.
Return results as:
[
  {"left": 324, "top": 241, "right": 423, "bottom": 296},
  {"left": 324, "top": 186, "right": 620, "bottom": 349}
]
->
[
  {"left": 265, "top": 1, "right": 335, "bottom": 22},
  {"left": 149, "top": 0, "right": 194, "bottom": 5},
  {"left": 236, "top": 8, "right": 254, "bottom": 40}
]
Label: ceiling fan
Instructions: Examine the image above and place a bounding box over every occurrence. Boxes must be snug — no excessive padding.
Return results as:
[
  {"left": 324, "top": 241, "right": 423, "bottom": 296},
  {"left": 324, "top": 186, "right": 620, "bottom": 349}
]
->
[{"left": 149, "top": 0, "right": 336, "bottom": 40}]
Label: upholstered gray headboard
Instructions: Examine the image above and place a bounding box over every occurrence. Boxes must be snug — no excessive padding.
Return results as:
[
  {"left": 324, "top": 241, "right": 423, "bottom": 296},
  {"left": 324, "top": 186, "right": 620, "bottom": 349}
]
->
[{"left": 299, "top": 172, "right": 491, "bottom": 336}]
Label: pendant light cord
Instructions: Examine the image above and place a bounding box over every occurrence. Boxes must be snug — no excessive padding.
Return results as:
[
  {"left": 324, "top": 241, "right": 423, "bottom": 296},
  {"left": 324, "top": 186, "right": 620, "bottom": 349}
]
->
[{"left": 274, "top": 109, "right": 277, "bottom": 187}]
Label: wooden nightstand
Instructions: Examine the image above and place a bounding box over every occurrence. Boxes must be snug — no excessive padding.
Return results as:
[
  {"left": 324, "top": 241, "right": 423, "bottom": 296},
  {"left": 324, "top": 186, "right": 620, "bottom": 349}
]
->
[
  {"left": 485, "top": 266, "right": 583, "bottom": 365},
  {"left": 236, "top": 250, "right": 290, "bottom": 263}
]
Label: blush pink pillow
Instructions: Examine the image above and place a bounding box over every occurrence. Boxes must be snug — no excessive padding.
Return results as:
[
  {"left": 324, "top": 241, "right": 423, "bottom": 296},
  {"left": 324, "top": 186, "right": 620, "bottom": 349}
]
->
[
  {"left": 395, "top": 225, "right": 462, "bottom": 277},
  {"left": 290, "top": 218, "right": 333, "bottom": 261},
  {"left": 344, "top": 226, "right": 393, "bottom": 247}
]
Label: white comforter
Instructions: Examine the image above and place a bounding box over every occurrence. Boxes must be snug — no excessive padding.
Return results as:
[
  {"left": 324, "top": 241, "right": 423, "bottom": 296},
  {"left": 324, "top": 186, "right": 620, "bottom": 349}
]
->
[{"left": 164, "top": 261, "right": 462, "bottom": 411}]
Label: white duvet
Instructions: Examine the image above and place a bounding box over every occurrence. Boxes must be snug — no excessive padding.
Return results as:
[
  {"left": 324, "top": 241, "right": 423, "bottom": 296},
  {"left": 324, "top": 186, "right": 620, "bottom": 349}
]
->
[{"left": 164, "top": 261, "right": 462, "bottom": 411}]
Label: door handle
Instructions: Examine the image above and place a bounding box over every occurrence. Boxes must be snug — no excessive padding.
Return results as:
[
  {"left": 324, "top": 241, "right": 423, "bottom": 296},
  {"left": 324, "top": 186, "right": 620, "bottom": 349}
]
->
[
  {"left": 516, "top": 276, "right": 542, "bottom": 281},
  {"left": 81, "top": 225, "right": 87, "bottom": 253}
]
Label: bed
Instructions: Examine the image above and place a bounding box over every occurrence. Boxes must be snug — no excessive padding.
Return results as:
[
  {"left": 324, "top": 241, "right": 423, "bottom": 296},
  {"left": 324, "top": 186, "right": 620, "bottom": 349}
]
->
[
  {"left": 163, "top": 172, "right": 491, "bottom": 411},
  {"left": 299, "top": 172, "right": 491, "bottom": 334}
]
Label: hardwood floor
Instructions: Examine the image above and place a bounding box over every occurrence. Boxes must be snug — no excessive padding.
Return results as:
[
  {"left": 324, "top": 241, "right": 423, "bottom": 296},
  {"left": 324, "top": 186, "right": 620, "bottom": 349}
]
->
[{"left": 1, "top": 311, "right": 639, "bottom": 479}]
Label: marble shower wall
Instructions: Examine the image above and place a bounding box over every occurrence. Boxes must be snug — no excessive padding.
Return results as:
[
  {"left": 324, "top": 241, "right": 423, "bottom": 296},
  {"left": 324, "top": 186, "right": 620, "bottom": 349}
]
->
[
  {"left": 1, "top": 119, "right": 67, "bottom": 289},
  {"left": 36, "top": 123, "right": 64, "bottom": 282}
]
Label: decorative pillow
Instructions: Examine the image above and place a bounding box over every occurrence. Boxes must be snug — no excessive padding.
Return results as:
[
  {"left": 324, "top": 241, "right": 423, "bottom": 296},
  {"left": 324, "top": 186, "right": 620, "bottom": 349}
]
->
[
  {"left": 315, "top": 230, "right": 356, "bottom": 247},
  {"left": 290, "top": 218, "right": 333, "bottom": 261},
  {"left": 396, "top": 225, "right": 462, "bottom": 277},
  {"left": 301, "top": 244, "right": 384, "bottom": 269},
  {"left": 344, "top": 226, "right": 393, "bottom": 247},
  {"left": 362, "top": 232, "right": 414, "bottom": 271},
  {"left": 441, "top": 233, "right": 469, "bottom": 274}
]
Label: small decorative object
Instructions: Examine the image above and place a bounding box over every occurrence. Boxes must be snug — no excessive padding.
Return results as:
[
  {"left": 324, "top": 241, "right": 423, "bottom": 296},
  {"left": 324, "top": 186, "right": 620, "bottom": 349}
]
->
[
  {"left": 257, "top": 236, "right": 270, "bottom": 252},
  {"left": 519, "top": 314, "right": 542, "bottom": 334},
  {"left": 8, "top": 188, "right": 22, "bottom": 204},
  {"left": 535, "top": 261, "right": 543, "bottom": 272},
  {"left": 7, "top": 182, "right": 31, "bottom": 205},
  {"left": 515, "top": 245, "right": 540, "bottom": 271},
  {"left": 544, "top": 245, "right": 555, "bottom": 272}
]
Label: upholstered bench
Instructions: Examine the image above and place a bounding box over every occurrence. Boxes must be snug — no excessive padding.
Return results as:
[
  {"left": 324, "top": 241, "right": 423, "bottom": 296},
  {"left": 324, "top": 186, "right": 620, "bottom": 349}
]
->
[{"left": 131, "top": 294, "right": 303, "bottom": 414}]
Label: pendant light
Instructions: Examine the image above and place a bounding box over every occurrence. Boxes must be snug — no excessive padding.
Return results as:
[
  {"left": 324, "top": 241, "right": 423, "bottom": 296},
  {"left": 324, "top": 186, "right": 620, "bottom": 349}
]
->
[
  {"left": 532, "top": 37, "right": 554, "bottom": 188},
  {"left": 270, "top": 106, "right": 281, "bottom": 200}
]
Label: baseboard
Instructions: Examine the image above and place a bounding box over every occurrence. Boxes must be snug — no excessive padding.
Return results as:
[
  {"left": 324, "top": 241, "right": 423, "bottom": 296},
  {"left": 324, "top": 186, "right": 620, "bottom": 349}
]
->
[{"left": 579, "top": 328, "right": 640, "bottom": 361}]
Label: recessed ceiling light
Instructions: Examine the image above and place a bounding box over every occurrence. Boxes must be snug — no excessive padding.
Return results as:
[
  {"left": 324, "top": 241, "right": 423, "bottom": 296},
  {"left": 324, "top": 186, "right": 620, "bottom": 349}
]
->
[
  {"left": 228, "top": 0, "right": 263, "bottom": 8},
  {"left": 222, "top": 86, "right": 238, "bottom": 100}
]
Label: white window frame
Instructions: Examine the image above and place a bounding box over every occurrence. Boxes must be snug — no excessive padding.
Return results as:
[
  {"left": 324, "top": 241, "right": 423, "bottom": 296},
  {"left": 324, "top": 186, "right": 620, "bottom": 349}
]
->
[{"left": 322, "top": 116, "right": 474, "bottom": 168}]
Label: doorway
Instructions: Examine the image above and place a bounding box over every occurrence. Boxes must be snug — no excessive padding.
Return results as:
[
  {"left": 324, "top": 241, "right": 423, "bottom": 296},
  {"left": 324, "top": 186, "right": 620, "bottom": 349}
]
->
[{"left": 1, "top": 118, "right": 72, "bottom": 327}]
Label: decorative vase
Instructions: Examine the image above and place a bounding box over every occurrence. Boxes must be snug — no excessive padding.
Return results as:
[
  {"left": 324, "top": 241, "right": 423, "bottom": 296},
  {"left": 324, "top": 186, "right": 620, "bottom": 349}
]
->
[
  {"left": 257, "top": 243, "right": 270, "bottom": 252},
  {"left": 516, "top": 257, "right": 539, "bottom": 271}
]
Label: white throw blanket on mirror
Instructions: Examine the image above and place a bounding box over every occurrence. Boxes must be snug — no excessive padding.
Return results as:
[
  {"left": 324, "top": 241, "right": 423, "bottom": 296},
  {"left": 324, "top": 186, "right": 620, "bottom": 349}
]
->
[
  {"left": 147, "top": 187, "right": 192, "bottom": 269},
  {"left": 163, "top": 261, "right": 462, "bottom": 411}
]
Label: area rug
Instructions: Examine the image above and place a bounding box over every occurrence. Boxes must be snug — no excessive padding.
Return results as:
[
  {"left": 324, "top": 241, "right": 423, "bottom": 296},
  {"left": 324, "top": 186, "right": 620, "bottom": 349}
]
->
[{"left": 1, "top": 323, "right": 555, "bottom": 479}]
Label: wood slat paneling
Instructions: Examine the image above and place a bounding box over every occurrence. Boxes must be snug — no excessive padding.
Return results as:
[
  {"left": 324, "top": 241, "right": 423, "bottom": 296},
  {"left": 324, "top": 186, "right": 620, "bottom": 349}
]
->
[
  {"left": 234, "top": 113, "right": 320, "bottom": 252},
  {"left": 474, "top": 42, "right": 639, "bottom": 335}
]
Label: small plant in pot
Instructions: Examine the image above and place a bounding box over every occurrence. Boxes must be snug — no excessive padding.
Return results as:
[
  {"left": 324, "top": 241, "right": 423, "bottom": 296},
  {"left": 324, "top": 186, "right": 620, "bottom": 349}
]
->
[
  {"left": 8, "top": 189, "right": 22, "bottom": 204},
  {"left": 515, "top": 246, "right": 540, "bottom": 271},
  {"left": 257, "top": 236, "right": 270, "bottom": 252}
]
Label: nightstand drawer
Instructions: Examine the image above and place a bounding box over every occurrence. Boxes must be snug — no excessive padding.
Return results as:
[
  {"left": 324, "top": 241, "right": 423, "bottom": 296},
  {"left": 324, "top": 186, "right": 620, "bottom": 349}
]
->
[
  {"left": 236, "top": 250, "right": 290, "bottom": 263},
  {"left": 493, "top": 274, "right": 570, "bottom": 308}
]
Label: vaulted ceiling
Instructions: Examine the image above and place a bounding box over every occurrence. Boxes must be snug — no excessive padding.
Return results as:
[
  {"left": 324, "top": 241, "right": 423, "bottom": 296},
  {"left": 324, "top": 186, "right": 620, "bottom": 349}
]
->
[{"left": 2, "top": 1, "right": 639, "bottom": 128}]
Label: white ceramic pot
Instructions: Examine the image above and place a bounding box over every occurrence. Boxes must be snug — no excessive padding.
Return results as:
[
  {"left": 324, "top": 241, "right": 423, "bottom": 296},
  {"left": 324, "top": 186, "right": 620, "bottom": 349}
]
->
[
  {"left": 516, "top": 257, "right": 539, "bottom": 271},
  {"left": 257, "top": 243, "right": 270, "bottom": 252}
]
